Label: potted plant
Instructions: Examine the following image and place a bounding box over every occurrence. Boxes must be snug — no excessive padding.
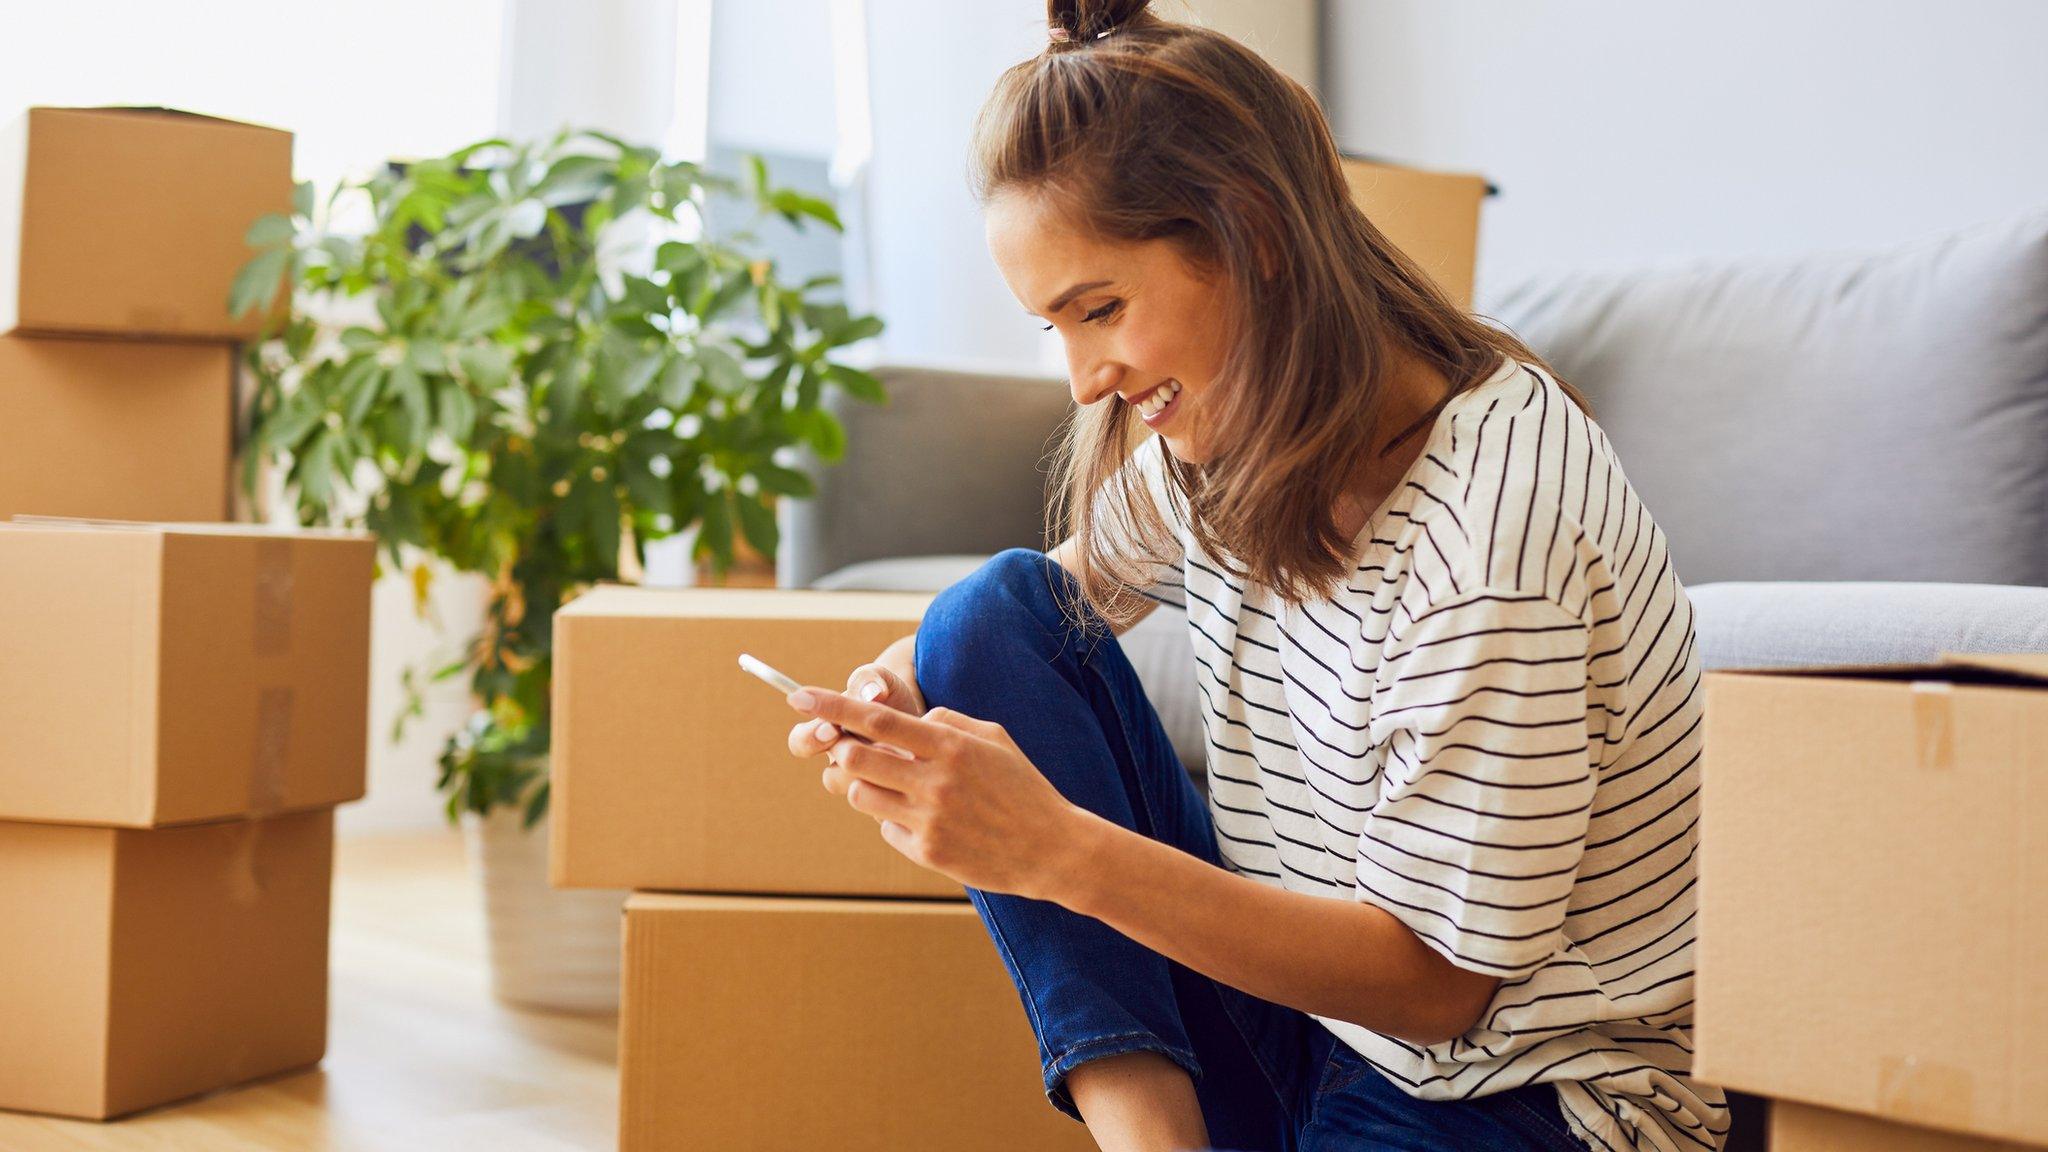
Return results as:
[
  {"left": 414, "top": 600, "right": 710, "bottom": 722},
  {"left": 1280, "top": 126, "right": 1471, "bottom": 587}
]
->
[{"left": 233, "top": 129, "right": 884, "bottom": 1010}]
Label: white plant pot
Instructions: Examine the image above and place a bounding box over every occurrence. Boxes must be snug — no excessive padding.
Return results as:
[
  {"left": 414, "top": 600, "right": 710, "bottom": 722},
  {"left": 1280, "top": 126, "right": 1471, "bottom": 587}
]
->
[{"left": 461, "top": 805, "right": 625, "bottom": 1014}]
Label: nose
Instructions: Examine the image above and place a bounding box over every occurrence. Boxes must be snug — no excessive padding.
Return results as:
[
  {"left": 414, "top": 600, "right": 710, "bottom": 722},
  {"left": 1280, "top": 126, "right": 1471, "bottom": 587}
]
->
[{"left": 1066, "top": 349, "right": 1121, "bottom": 408}]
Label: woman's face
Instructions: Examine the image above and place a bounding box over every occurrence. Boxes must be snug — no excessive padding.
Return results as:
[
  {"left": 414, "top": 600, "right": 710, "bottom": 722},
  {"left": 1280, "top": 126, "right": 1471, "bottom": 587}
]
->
[{"left": 984, "top": 189, "right": 1235, "bottom": 463}]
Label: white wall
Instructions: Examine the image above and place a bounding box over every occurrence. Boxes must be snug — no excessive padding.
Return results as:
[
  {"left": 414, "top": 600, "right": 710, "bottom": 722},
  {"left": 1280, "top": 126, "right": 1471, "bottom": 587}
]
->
[{"left": 1319, "top": 0, "right": 2048, "bottom": 295}]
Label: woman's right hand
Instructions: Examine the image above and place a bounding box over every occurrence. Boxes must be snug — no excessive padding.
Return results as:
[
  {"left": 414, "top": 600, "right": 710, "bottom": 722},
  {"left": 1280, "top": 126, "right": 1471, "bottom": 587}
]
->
[{"left": 784, "top": 632, "right": 925, "bottom": 768}]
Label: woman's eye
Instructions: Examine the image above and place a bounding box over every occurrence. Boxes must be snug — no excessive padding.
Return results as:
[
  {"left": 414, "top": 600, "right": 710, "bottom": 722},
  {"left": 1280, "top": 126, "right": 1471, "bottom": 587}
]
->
[{"left": 1038, "top": 301, "right": 1122, "bottom": 331}]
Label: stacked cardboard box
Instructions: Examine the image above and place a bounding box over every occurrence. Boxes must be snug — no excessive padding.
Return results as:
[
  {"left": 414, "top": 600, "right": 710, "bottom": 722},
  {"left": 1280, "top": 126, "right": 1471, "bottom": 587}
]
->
[
  {"left": 553, "top": 587, "right": 1092, "bottom": 1151},
  {"left": 0, "top": 108, "right": 363, "bottom": 1122},
  {"left": 1694, "top": 652, "right": 2048, "bottom": 1150},
  {"left": 0, "top": 105, "right": 293, "bottom": 521},
  {"left": 0, "top": 521, "right": 372, "bottom": 1119}
]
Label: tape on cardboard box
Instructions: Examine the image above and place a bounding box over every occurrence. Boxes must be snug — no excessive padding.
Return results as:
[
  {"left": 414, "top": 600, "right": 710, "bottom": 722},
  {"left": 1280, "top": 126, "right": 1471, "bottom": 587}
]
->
[
  {"left": 1909, "top": 681, "right": 1955, "bottom": 772},
  {"left": 1878, "top": 1055, "right": 1978, "bottom": 1133}
]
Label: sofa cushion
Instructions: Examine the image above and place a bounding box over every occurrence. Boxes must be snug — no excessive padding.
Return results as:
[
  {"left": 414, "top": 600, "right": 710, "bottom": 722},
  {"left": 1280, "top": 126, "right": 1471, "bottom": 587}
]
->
[
  {"left": 811, "top": 556, "right": 1208, "bottom": 777},
  {"left": 1484, "top": 206, "right": 2048, "bottom": 587},
  {"left": 1689, "top": 580, "right": 2048, "bottom": 670}
]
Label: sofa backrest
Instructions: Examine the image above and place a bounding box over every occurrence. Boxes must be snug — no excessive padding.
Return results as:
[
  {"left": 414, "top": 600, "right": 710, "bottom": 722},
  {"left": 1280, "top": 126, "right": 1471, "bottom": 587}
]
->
[
  {"left": 1482, "top": 206, "right": 2048, "bottom": 587},
  {"left": 781, "top": 365, "right": 1072, "bottom": 589}
]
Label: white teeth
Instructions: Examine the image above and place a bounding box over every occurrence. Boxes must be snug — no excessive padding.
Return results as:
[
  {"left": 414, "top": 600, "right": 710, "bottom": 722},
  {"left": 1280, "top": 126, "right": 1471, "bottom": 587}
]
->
[{"left": 1135, "top": 380, "right": 1181, "bottom": 417}]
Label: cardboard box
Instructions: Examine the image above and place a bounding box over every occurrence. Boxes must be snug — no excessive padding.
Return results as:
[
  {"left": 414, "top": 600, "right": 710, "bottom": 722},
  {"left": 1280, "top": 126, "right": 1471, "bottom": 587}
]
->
[
  {"left": 0, "top": 334, "right": 232, "bottom": 521},
  {"left": 1694, "top": 652, "right": 2048, "bottom": 1147},
  {"left": 0, "top": 106, "right": 293, "bottom": 341},
  {"left": 1338, "top": 156, "right": 1490, "bottom": 309},
  {"left": 1771, "top": 1100, "right": 2039, "bottom": 1152},
  {"left": 551, "top": 585, "right": 959, "bottom": 898},
  {"left": 0, "top": 807, "right": 332, "bottom": 1120},
  {"left": 0, "top": 521, "right": 374, "bottom": 826},
  {"left": 621, "top": 893, "right": 1095, "bottom": 1152}
]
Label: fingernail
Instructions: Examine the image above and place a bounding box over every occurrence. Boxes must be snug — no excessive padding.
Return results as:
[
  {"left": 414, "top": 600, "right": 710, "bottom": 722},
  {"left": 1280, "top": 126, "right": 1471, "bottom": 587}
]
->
[
  {"left": 812, "top": 719, "right": 838, "bottom": 742},
  {"left": 858, "top": 680, "right": 884, "bottom": 701},
  {"left": 788, "top": 689, "right": 818, "bottom": 710}
]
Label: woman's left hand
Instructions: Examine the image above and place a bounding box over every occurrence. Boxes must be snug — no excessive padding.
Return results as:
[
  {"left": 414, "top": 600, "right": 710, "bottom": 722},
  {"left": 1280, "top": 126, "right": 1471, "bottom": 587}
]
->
[{"left": 785, "top": 686, "right": 1093, "bottom": 902}]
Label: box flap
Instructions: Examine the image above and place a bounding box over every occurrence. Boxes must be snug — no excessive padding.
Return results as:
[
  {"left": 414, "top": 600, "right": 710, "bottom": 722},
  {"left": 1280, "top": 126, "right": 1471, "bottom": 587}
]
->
[
  {"left": 1938, "top": 650, "right": 2048, "bottom": 684},
  {"left": 4, "top": 516, "right": 368, "bottom": 543},
  {"left": 560, "top": 582, "right": 931, "bottom": 622},
  {"left": 29, "top": 105, "right": 291, "bottom": 138},
  {"left": 1707, "top": 651, "right": 2048, "bottom": 689}
]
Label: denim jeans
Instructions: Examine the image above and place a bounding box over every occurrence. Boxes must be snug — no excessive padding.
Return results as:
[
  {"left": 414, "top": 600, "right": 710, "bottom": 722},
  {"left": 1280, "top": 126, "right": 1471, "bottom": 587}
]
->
[{"left": 914, "top": 549, "right": 1588, "bottom": 1152}]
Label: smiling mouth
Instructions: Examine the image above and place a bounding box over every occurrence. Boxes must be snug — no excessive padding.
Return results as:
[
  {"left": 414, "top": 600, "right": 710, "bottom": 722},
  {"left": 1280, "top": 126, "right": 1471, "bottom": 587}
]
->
[{"left": 1132, "top": 379, "right": 1183, "bottom": 423}]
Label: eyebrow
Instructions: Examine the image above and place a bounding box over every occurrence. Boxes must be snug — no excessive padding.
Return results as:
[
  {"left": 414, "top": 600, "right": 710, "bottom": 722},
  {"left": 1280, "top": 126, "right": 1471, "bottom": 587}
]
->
[{"left": 1029, "top": 280, "right": 1113, "bottom": 318}]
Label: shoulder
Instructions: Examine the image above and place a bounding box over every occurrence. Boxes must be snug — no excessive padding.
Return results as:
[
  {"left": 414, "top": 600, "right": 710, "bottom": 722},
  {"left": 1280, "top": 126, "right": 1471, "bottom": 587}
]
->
[{"left": 1404, "top": 362, "right": 1606, "bottom": 609}]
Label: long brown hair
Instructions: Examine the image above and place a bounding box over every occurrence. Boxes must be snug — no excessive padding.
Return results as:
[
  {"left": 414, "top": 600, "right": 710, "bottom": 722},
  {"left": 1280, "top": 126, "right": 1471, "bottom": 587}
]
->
[{"left": 969, "top": 0, "right": 1592, "bottom": 625}]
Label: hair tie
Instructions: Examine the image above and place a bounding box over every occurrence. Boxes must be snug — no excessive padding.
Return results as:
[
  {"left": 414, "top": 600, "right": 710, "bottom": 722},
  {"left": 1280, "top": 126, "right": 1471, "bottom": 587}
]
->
[{"left": 1047, "top": 21, "right": 1116, "bottom": 44}]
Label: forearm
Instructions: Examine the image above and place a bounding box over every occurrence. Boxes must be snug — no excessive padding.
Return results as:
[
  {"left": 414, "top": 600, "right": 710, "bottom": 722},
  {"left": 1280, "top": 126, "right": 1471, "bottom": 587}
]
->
[{"left": 1052, "top": 810, "right": 1497, "bottom": 1046}]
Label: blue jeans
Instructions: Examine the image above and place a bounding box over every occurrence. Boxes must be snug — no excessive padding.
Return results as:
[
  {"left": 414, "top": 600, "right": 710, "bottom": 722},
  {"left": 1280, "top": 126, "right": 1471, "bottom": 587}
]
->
[{"left": 915, "top": 549, "right": 1588, "bottom": 1152}]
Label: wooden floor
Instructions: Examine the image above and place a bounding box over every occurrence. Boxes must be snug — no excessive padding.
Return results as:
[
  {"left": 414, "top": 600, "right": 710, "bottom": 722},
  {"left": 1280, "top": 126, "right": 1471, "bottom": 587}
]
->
[{"left": 0, "top": 832, "right": 620, "bottom": 1151}]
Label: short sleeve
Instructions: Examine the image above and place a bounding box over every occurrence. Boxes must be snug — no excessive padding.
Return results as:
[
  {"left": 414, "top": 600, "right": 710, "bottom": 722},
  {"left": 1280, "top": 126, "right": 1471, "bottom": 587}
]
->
[
  {"left": 1356, "top": 585, "right": 1595, "bottom": 980},
  {"left": 1094, "top": 434, "right": 1186, "bottom": 609}
]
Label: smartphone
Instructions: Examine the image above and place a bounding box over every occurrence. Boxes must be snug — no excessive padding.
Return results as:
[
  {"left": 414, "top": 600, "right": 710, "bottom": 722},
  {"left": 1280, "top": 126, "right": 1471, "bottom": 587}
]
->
[{"left": 738, "top": 653, "right": 876, "bottom": 745}]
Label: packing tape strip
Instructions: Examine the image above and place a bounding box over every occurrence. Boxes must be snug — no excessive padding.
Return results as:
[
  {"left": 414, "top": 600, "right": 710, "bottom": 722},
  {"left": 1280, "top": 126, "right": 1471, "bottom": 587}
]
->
[
  {"left": 250, "top": 686, "right": 293, "bottom": 814},
  {"left": 250, "top": 539, "right": 295, "bottom": 809},
  {"left": 253, "top": 537, "right": 294, "bottom": 657},
  {"left": 1909, "top": 680, "right": 1955, "bottom": 772},
  {"left": 1877, "top": 1054, "right": 1976, "bottom": 1131},
  {"left": 225, "top": 813, "right": 267, "bottom": 906}
]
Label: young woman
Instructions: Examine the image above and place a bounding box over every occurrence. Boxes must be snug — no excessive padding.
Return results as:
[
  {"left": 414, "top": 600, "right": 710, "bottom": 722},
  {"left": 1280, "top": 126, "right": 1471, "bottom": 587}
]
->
[{"left": 780, "top": 2, "right": 1725, "bottom": 1149}]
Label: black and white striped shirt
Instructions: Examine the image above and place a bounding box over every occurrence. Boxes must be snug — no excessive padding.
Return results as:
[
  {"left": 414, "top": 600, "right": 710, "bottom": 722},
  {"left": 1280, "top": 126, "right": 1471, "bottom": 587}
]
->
[{"left": 1130, "top": 356, "right": 1727, "bottom": 1152}]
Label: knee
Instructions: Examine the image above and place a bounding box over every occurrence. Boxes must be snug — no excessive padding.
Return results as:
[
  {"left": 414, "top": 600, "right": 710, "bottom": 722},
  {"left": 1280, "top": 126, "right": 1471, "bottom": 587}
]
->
[
  {"left": 918, "top": 549, "right": 1095, "bottom": 700},
  {"left": 925, "top": 548, "right": 1066, "bottom": 642}
]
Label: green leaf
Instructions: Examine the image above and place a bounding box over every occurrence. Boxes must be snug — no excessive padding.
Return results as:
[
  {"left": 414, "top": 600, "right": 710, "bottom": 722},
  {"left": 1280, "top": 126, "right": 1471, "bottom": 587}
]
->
[
  {"left": 655, "top": 357, "right": 702, "bottom": 409},
  {"left": 456, "top": 344, "right": 513, "bottom": 393},
  {"left": 768, "top": 189, "right": 842, "bottom": 231},
  {"left": 697, "top": 484, "right": 735, "bottom": 572},
  {"left": 390, "top": 359, "right": 431, "bottom": 453},
  {"left": 437, "top": 384, "right": 478, "bottom": 441},
  {"left": 338, "top": 359, "right": 385, "bottom": 426},
  {"left": 582, "top": 480, "right": 621, "bottom": 572},
  {"left": 244, "top": 213, "right": 296, "bottom": 248},
  {"left": 751, "top": 462, "right": 815, "bottom": 498},
  {"left": 623, "top": 456, "right": 674, "bottom": 517},
  {"left": 697, "top": 344, "right": 750, "bottom": 396},
  {"left": 615, "top": 351, "right": 664, "bottom": 403},
  {"left": 824, "top": 314, "right": 885, "bottom": 346},
  {"left": 292, "top": 180, "right": 316, "bottom": 219},
  {"left": 822, "top": 363, "right": 886, "bottom": 404},
  {"left": 734, "top": 493, "right": 778, "bottom": 557},
  {"left": 799, "top": 407, "right": 846, "bottom": 462},
  {"left": 228, "top": 246, "right": 291, "bottom": 319}
]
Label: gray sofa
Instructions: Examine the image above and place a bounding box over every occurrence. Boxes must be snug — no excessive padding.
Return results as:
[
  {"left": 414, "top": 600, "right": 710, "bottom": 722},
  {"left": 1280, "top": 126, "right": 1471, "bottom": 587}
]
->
[{"left": 779, "top": 205, "right": 2048, "bottom": 1148}]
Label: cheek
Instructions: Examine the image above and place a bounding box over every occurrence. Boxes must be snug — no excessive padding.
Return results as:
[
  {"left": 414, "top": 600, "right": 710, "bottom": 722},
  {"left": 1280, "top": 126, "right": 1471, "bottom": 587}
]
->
[{"left": 1118, "top": 322, "right": 1194, "bottom": 387}]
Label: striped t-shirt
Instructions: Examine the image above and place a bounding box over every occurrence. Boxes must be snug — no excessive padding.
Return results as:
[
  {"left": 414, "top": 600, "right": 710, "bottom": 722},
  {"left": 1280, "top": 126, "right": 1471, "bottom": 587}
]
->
[{"left": 1128, "top": 355, "right": 1727, "bottom": 1152}]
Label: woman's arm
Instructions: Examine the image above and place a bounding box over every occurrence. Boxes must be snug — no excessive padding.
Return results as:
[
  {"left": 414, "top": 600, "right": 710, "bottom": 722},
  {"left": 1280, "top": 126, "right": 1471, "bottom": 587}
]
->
[{"left": 1051, "top": 813, "right": 1502, "bottom": 1046}]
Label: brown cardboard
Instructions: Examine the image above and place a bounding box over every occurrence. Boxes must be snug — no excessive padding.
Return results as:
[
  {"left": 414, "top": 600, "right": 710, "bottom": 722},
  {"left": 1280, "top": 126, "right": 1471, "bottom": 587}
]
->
[
  {"left": 0, "top": 106, "right": 293, "bottom": 341},
  {"left": 1771, "top": 1100, "right": 2039, "bottom": 1152},
  {"left": 1694, "top": 652, "right": 2048, "bottom": 1146},
  {"left": 1338, "top": 156, "right": 1490, "bottom": 309},
  {"left": 0, "top": 334, "right": 232, "bottom": 521},
  {"left": 0, "top": 807, "right": 332, "bottom": 1120},
  {"left": 551, "top": 585, "right": 960, "bottom": 897},
  {"left": 620, "top": 893, "right": 1095, "bottom": 1152},
  {"left": 0, "top": 520, "right": 374, "bottom": 826}
]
